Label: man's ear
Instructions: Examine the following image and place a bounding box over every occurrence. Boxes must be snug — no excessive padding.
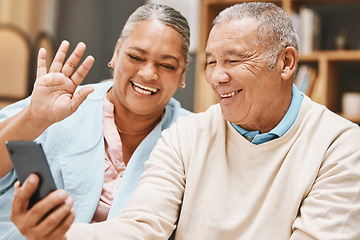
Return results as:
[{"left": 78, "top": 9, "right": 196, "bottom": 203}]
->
[{"left": 280, "top": 46, "right": 298, "bottom": 81}]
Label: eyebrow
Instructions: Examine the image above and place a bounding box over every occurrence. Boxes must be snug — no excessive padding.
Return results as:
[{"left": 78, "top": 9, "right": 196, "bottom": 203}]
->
[
  {"left": 129, "top": 46, "right": 147, "bottom": 54},
  {"left": 129, "top": 47, "right": 180, "bottom": 64},
  {"left": 205, "top": 52, "right": 212, "bottom": 59},
  {"left": 205, "top": 50, "right": 250, "bottom": 59},
  {"left": 162, "top": 55, "right": 180, "bottom": 64}
]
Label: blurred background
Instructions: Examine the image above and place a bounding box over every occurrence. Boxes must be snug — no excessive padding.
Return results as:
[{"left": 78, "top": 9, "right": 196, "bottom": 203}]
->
[
  {"left": 1, "top": 0, "right": 360, "bottom": 123},
  {"left": 0, "top": 0, "right": 198, "bottom": 111}
]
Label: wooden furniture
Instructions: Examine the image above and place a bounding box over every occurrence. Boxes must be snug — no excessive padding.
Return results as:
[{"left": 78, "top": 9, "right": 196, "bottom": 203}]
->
[
  {"left": 0, "top": 27, "right": 56, "bottom": 110},
  {"left": 0, "top": 25, "right": 32, "bottom": 108},
  {"left": 194, "top": 0, "right": 360, "bottom": 123}
]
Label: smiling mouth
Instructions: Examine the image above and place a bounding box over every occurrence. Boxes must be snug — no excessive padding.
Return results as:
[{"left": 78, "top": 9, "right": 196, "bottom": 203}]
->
[
  {"left": 131, "top": 81, "right": 159, "bottom": 95},
  {"left": 220, "top": 90, "right": 241, "bottom": 98}
]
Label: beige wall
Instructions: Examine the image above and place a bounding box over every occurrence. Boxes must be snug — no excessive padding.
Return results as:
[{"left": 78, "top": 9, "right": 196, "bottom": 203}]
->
[
  {"left": 0, "top": 0, "right": 59, "bottom": 109},
  {"left": 0, "top": 0, "right": 58, "bottom": 43}
]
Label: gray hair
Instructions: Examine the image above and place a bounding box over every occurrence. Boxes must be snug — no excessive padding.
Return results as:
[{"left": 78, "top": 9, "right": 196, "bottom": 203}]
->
[
  {"left": 213, "top": 2, "right": 299, "bottom": 70},
  {"left": 119, "top": 3, "right": 190, "bottom": 64}
]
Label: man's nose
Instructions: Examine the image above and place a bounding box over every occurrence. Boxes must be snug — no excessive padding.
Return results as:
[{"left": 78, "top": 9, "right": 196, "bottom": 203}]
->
[{"left": 208, "top": 65, "right": 230, "bottom": 86}]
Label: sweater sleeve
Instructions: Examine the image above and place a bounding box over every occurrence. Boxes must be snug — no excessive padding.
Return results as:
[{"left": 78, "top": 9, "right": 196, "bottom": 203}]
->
[
  {"left": 67, "top": 122, "right": 186, "bottom": 240},
  {"left": 291, "top": 124, "right": 360, "bottom": 240}
]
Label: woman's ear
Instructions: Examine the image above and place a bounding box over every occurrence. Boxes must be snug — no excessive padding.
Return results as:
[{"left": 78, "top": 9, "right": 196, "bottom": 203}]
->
[
  {"left": 109, "top": 39, "right": 122, "bottom": 66},
  {"left": 179, "top": 60, "right": 189, "bottom": 88},
  {"left": 280, "top": 46, "right": 298, "bottom": 81}
]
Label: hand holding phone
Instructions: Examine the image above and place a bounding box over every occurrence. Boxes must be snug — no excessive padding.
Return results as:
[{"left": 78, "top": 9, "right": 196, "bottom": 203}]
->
[{"left": 6, "top": 141, "right": 57, "bottom": 208}]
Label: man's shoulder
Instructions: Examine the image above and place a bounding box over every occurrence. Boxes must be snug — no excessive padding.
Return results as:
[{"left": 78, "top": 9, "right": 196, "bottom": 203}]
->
[
  {"left": 301, "top": 96, "right": 360, "bottom": 138},
  {"left": 181, "top": 103, "right": 220, "bottom": 119},
  {"left": 174, "top": 104, "right": 224, "bottom": 132}
]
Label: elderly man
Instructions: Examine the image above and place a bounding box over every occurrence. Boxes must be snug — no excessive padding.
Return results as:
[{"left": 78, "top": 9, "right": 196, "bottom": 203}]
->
[{"left": 13, "top": 2, "right": 360, "bottom": 240}]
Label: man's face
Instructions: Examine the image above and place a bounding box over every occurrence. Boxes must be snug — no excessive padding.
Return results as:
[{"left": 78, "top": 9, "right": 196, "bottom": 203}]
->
[{"left": 205, "top": 18, "right": 285, "bottom": 131}]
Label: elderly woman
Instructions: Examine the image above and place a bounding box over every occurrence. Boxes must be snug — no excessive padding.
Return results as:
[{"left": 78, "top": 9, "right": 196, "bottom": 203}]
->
[{"left": 0, "top": 4, "right": 191, "bottom": 239}]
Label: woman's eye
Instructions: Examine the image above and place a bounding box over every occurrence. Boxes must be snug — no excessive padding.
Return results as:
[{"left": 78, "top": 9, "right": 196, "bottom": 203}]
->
[
  {"left": 128, "top": 54, "right": 144, "bottom": 61},
  {"left": 160, "top": 64, "right": 176, "bottom": 70}
]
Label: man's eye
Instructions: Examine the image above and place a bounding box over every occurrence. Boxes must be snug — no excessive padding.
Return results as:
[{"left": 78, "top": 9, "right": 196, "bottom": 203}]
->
[
  {"left": 128, "top": 54, "right": 144, "bottom": 61},
  {"left": 206, "top": 61, "right": 216, "bottom": 66}
]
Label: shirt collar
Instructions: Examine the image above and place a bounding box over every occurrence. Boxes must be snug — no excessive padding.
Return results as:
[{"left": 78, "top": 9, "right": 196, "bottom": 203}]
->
[{"left": 230, "top": 84, "right": 303, "bottom": 144}]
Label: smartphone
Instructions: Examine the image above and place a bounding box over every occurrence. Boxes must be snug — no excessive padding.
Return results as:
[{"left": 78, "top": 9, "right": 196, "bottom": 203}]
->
[{"left": 6, "top": 141, "right": 57, "bottom": 209}]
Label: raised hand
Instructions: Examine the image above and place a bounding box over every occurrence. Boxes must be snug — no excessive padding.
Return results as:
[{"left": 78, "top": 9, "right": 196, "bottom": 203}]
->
[{"left": 28, "top": 40, "right": 95, "bottom": 127}]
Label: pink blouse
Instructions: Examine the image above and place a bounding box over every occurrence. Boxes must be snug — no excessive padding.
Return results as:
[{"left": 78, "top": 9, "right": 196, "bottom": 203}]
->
[{"left": 91, "top": 95, "right": 126, "bottom": 223}]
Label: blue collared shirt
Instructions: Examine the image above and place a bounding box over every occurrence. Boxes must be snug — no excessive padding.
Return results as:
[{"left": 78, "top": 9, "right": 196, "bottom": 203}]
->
[{"left": 231, "top": 84, "right": 303, "bottom": 145}]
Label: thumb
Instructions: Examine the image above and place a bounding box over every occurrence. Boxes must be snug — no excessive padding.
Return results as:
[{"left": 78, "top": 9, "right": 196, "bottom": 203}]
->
[{"left": 70, "top": 86, "right": 94, "bottom": 112}]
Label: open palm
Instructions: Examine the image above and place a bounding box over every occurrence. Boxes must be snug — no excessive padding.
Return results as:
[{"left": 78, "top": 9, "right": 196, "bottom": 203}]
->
[{"left": 29, "top": 40, "right": 95, "bottom": 126}]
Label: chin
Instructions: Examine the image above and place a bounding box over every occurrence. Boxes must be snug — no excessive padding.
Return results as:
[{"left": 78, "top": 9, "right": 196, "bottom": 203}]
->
[
  {"left": 220, "top": 104, "right": 248, "bottom": 125},
  {"left": 219, "top": 106, "right": 235, "bottom": 122}
]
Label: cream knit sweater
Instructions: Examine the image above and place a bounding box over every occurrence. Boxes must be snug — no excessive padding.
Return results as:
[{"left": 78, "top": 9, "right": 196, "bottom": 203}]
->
[{"left": 68, "top": 95, "right": 360, "bottom": 240}]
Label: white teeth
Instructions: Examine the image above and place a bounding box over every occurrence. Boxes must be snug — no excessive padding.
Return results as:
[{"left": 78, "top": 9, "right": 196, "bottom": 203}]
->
[
  {"left": 133, "top": 85, "right": 152, "bottom": 95},
  {"left": 220, "top": 90, "right": 240, "bottom": 98},
  {"left": 132, "top": 82, "right": 159, "bottom": 95},
  {"left": 132, "top": 82, "right": 158, "bottom": 93}
]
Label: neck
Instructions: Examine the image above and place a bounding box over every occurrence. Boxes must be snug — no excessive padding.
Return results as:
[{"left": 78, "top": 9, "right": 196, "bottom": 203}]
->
[
  {"left": 257, "top": 100, "right": 291, "bottom": 133},
  {"left": 240, "top": 86, "right": 293, "bottom": 133}
]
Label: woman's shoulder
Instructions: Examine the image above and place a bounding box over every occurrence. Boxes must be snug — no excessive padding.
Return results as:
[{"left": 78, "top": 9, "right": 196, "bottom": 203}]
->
[
  {"left": 161, "top": 98, "right": 191, "bottom": 129},
  {"left": 0, "top": 97, "right": 31, "bottom": 122},
  {"left": 167, "top": 98, "right": 191, "bottom": 116}
]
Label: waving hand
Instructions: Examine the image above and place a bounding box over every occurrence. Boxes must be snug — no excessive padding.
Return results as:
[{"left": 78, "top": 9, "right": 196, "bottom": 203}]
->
[{"left": 28, "top": 40, "right": 95, "bottom": 126}]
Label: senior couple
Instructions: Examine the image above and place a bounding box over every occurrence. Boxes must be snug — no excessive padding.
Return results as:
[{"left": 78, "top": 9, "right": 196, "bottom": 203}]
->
[{"left": 1, "top": 2, "right": 359, "bottom": 240}]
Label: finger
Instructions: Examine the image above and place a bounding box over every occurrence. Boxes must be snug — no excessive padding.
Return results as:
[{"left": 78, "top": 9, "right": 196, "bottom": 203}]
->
[
  {"left": 48, "top": 207, "right": 76, "bottom": 240},
  {"left": 11, "top": 174, "right": 39, "bottom": 215},
  {"left": 70, "top": 55, "right": 95, "bottom": 86},
  {"left": 14, "top": 180, "right": 20, "bottom": 190},
  {"left": 35, "top": 196, "right": 74, "bottom": 236},
  {"left": 70, "top": 86, "right": 94, "bottom": 112},
  {"left": 37, "top": 48, "right": 47, "bottom": 78},
  {"left": 27, "top": 190, "right": 69, "bottom": 227},
  {"left": 61, "top": 42, "right": 87, "bottom": 77},
  {"left": 49, "top": 40, "right": 70, "bottom": 73}
]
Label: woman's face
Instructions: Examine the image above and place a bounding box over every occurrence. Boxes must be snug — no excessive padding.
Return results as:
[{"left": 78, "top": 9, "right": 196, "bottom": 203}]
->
[{"left": 111, "top": 19, "right": 187, "bottom": 116}]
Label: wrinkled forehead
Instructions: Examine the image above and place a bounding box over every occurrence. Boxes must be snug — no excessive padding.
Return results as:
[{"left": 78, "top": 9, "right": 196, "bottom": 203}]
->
[{"left": 206, "top": 18, "right": 259, "bottom": 52}]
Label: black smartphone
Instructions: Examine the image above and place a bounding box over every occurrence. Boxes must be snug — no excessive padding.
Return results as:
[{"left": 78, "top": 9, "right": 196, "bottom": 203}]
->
[{"left": 6, "top": 141, "right": 57, "bottom": 209}]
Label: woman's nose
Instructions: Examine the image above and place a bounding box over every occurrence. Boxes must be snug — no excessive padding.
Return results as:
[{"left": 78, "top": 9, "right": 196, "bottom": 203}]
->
[{"left": 138, "top": 63, "right": 158, "bottom": 81}]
